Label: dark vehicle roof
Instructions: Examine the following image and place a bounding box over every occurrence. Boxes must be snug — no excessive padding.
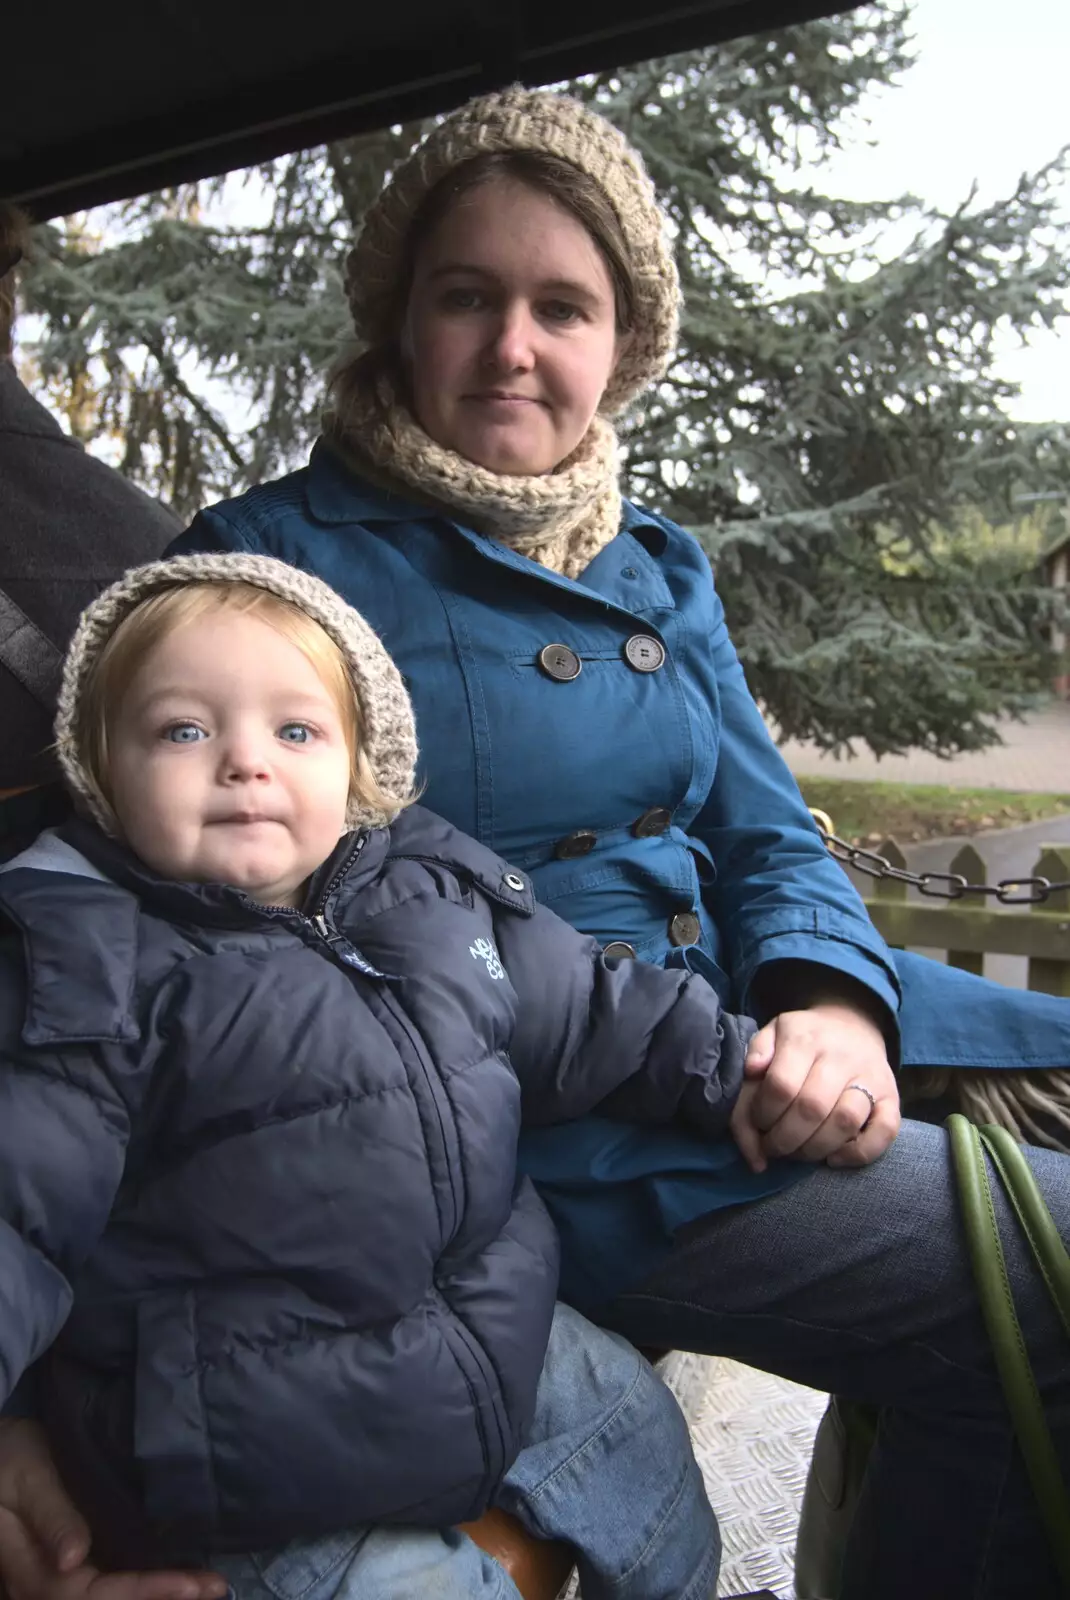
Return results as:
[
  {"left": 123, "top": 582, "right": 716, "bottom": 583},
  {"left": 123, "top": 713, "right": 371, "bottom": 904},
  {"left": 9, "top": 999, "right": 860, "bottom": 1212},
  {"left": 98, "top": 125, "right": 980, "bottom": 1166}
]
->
[{"left": 6, "top": 0, "right": 849, "bottom": 219}]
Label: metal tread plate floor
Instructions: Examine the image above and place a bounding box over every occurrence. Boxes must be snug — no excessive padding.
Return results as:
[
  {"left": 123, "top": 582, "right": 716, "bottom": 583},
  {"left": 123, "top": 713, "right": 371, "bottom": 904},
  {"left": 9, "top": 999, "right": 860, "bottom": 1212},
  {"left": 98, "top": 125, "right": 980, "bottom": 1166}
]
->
[
  {"left": 663, "top": 1354, "right": 827, "bottom": 1599},
  {"left": 560, "top": 1353, "right": 825, "bottom": 1600}
]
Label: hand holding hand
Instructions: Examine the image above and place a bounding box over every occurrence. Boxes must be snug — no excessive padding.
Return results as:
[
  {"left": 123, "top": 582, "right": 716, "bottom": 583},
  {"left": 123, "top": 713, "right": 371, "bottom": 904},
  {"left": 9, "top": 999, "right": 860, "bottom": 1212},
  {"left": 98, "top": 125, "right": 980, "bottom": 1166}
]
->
[{"left": 730, "top": 1002, "right": 900, "bottom": 1174}]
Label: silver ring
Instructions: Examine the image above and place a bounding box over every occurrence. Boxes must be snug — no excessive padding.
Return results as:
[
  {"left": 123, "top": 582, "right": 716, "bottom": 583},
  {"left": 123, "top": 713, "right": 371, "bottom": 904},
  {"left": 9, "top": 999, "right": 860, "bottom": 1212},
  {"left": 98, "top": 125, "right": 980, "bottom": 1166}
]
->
[{"left": 845, "top": 1082, "right": 877, "bottom": 1132}]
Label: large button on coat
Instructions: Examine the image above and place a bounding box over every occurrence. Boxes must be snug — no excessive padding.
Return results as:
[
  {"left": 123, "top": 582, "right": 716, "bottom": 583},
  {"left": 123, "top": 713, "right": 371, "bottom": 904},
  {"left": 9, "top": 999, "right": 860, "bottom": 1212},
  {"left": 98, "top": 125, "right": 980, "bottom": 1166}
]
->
[
  {"left": 555, "top": 830, "right": 598, "bottom": 859},
  {"left": 669, "top": 910, "right": 702, "bottom": 948},
  {"left": 623, "top": 634, "right": 665, "bottom": 673},
  {"left": 170, "top": 441, "right": 1070, "bottom": 1301},
  {"left": 633, "top": 807, "right": 672, "bottom": 838},
  {"left": 538, "top": 643, "right": 582, "bottom": 681}
]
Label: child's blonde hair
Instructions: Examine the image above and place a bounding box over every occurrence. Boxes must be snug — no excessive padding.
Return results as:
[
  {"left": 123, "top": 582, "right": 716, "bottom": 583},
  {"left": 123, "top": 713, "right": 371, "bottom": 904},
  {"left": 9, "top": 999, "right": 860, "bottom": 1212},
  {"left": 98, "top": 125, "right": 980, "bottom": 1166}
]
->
[{"left": 76, "top": 581, "right": 407, "bottom": 831}]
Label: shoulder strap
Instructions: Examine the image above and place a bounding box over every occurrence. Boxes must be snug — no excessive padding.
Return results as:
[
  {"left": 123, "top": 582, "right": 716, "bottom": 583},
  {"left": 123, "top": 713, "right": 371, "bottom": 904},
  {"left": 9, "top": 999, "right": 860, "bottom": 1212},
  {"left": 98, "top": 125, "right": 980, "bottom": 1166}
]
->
[
  {"left": 946, "top": 1113, "right": 1070, "bottom": 1586},
  {"left": 0, "top": 585, "right": 64, "bottom": 711},
  {"left": 979, "top": 1122, "right": 1070, "bottom": 1342}
]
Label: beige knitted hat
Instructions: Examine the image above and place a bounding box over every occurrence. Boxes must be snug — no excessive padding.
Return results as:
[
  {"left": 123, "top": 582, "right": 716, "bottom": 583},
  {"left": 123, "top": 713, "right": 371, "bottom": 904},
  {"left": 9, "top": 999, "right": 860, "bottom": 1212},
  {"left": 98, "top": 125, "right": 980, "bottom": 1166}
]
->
[
  {"left": 346, "top": 86, "right": 680, "bottom": 414},
  {"left": 55, "top": 553, "right": 419, "bottom": 834}
]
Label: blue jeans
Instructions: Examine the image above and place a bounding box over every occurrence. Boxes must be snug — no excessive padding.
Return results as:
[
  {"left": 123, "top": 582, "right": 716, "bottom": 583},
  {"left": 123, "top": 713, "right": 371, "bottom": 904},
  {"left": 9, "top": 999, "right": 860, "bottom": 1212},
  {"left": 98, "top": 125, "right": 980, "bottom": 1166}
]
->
[
  {"left": 600, "top": 1116, "right": 1070, "bottom": 1600},
  {"left": 214, "top": 1303, "right": 719, "bottom": 1600}
]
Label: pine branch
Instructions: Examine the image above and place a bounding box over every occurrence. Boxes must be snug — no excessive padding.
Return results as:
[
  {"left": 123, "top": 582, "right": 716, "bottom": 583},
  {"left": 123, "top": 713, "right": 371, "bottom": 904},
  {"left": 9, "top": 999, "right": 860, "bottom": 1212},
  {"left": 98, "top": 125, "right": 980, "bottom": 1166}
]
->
[
  {"left": 143, "top": 336, "right": 248, "bottom": 476},
  {"left": 17, "top": 1, "right": 1070, "bottom": 754}
]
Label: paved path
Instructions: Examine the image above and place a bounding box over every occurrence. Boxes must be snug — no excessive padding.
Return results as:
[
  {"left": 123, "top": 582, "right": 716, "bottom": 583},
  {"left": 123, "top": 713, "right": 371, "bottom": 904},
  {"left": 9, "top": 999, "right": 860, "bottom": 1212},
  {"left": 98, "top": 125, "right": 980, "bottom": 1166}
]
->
[{"left": 778, "top": 699, "right": 1070, "bottom": 792}]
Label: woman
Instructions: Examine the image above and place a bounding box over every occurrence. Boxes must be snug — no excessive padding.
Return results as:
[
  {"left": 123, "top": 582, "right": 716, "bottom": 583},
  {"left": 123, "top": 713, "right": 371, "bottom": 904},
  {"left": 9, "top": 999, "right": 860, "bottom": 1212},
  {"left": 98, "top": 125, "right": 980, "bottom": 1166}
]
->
[{"left": 1, "top": 88, "right": 1068, "bottom": 1599}]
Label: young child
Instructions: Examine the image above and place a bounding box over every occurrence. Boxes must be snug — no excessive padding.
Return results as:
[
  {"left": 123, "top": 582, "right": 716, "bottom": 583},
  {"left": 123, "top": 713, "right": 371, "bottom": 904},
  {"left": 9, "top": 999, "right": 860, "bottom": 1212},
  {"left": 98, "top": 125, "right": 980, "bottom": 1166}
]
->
[{"left": 0, "top": 553, "right": 751, "bottom": 1600}]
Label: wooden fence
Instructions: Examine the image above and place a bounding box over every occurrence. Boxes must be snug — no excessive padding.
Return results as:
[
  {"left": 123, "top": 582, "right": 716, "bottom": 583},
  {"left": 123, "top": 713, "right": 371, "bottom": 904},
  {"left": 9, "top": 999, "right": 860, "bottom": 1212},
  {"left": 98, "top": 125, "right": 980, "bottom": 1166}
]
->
[{"left": 856, "top": 839, "right": 1070, "bottom": 997}]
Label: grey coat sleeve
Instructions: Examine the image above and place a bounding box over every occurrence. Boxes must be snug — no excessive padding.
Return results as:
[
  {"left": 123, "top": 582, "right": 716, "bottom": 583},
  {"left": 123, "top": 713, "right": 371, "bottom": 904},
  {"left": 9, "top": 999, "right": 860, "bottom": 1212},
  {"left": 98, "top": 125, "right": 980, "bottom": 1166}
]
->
[
  {"left": 0, "top": 943, "right": 131, "bottom": 1408},
  {"left": 491, "top": 899, "right": 754, "bottom": 1134}
]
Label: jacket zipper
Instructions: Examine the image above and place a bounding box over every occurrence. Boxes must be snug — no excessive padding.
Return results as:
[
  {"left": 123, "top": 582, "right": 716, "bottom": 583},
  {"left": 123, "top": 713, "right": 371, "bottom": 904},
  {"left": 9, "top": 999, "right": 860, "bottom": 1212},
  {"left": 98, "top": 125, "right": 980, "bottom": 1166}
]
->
[
  {"left": 260, "top": 835, "right": 486, "bottom": 1463},
  {"left": 374, "top": 987, "right": 461, "bottom": 1246},
  {"left": 292, "top": 836, "right": 462, "bottom": 1244},
  {"left": 309, "top": 834, "right": 366, "bottom": 923},
  {"left": 255, "top": 835, "right": 367, "bottom": 926}
]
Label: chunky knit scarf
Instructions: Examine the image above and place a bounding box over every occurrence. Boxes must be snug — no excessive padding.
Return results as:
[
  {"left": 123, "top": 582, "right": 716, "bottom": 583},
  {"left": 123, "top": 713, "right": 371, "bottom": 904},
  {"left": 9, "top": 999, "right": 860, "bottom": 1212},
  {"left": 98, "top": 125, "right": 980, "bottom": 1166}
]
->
[
  {"left": 328, "top": 368, "right": 623, "bottom": 581},
  {"left": 329, "top": 82, "right": 686, "bottom": 579}
]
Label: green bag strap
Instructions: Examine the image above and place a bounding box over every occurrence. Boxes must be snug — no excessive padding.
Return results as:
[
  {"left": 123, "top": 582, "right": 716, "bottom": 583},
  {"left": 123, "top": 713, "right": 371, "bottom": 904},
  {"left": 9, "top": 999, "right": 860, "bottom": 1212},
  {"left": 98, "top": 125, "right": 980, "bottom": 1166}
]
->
[
  {"left": 946, "top": 1113, "right": 1070, "bottom": 1589},
  {"left": 978, "top": 1122, "right": 1070, "bottom": 1343}
]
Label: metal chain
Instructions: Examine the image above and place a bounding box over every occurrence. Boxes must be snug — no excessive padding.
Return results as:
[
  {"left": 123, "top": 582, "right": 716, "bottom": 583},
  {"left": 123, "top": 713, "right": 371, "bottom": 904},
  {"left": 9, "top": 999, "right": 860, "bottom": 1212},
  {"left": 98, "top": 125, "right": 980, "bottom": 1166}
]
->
[{"left": 816, "top": 826, "right": 1070, "bottom": 905}]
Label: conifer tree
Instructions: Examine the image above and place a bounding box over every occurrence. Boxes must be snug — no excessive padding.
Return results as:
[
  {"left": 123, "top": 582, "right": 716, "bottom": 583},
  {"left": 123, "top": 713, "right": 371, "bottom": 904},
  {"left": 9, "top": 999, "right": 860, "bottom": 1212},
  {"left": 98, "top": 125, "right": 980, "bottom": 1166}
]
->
[{"left": 17, "top": 3, "right": 1070, "bottom": 752}]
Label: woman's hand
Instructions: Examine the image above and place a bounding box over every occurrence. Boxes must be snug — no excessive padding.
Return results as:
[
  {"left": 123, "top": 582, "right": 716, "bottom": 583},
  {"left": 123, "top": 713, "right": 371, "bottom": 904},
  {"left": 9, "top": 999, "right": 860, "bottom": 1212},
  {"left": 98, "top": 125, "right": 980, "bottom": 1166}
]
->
[
  {"left": 730, "top": 1002, "right": 900, "bottom": 1174},
  {"left": 0, "top": 1420, "right": 225, "bottom": 1600}
]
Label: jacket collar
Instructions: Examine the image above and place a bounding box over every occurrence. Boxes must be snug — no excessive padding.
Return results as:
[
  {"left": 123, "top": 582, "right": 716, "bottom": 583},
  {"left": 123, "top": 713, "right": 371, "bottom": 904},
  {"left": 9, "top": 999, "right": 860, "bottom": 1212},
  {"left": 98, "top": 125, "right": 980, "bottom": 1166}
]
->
[
  {"left": 304, "top": 435, "right": 668, "bottom": 554},
  {"left": 306, "top": 438, "right": 435, "bottom": 526},
  {"left": 0, "top": 827, "right": 112, "bottom": 883},
  {"left": 56, "top": 816, "right": 389, "bottom": 930},
  {"left": 0, "top": 361, "right": 73, "bottom": 444},
  {"left": 38, "top": 809, "right": 531, "bottom": 928}
]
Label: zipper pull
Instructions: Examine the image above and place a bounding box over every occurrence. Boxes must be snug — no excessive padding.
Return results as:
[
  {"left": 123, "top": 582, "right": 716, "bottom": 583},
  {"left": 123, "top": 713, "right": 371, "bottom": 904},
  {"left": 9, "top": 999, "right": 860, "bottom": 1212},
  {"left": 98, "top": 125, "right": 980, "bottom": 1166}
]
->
[{"left": 311, "top": 912, "right": 386, "bottom": 979}]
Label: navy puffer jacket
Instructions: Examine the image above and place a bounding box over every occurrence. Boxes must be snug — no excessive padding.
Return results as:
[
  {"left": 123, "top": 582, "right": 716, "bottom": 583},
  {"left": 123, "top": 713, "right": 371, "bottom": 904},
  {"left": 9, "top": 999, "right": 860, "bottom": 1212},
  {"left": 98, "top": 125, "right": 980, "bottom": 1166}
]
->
[{"left": 0, "top": 805, "right": 750, "bottom": 1558}]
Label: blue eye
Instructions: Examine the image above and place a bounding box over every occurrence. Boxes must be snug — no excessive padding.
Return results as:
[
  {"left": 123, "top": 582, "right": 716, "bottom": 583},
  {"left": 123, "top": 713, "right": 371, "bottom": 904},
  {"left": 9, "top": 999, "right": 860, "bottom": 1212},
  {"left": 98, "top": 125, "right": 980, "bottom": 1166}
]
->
[
  {"left": 542, "top": 302, "right": 582, "bottom": 323},
  {"left": 442, "top": 287, "right": 484, "bottom": 311},
  {"left": 164, "top": 723, "right": 205, "bottom": 743},
  {"left": 279, "top": 723, "right": 311, "bottom": 743}
]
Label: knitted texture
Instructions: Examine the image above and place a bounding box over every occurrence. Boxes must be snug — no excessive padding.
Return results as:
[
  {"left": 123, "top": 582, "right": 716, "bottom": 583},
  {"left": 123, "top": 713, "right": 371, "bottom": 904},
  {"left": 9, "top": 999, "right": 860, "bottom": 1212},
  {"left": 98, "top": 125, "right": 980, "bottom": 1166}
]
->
[
  {"left": 330, "top": 87, "right": 683, "bottom": 580},
  {"left": 904, "top": 1068, "right": 1070, "bottom": 1156},
  {"left": 346, "top": 86, "right": 680, "bottom": 416},
  {"left": 330, "top": 369, "right": 622, "bottom": 580},
  {"left": 55, "top": 553, "right": 419, "bottom": 834}
]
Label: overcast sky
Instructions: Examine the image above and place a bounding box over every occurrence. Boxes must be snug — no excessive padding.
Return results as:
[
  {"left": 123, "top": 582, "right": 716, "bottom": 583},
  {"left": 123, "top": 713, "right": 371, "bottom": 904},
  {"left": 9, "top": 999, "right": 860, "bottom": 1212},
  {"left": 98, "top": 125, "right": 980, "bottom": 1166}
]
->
[
  {"left": 811, "top": 0, "right": 1069, "bottom": 420},
  {"left": 200, "top": 0, "right": 1070, "bottom": 422},
  {"left": 22, "top": 0, "right": 1068, "bottom": 435}
]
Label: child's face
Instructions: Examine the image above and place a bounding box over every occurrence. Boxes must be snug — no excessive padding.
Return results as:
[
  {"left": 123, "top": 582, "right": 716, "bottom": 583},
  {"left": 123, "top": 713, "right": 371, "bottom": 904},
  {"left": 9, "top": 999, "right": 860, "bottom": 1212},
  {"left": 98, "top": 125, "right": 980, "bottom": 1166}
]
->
[{"left": 107, "top": 611, "right": 352, "bottom": 906}]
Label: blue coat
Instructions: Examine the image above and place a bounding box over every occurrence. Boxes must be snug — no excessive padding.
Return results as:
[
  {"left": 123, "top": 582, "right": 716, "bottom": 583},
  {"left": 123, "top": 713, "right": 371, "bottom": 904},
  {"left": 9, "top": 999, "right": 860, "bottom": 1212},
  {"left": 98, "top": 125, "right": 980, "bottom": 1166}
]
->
[
  {"left": 174, "top": 444, "right": 1070, "bottom": 1302},
  {"left": 0, "top": 809, "right": 748, "bottom": 1558}
]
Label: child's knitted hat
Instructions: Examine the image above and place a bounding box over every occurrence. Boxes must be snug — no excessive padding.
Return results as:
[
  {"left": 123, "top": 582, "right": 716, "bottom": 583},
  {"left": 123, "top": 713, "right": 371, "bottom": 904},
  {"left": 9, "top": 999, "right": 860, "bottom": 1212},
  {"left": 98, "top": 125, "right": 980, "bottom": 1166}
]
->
[{"left": 55, "top": 552, "right": 418, "bottom": 833}]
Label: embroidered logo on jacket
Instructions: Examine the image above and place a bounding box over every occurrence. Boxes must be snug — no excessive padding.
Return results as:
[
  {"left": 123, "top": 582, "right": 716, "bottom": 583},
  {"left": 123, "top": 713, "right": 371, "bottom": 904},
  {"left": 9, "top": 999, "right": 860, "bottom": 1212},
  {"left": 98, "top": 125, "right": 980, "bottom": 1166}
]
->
[{"left": 470, "top": 937, "right": 506, "bottom": 981}]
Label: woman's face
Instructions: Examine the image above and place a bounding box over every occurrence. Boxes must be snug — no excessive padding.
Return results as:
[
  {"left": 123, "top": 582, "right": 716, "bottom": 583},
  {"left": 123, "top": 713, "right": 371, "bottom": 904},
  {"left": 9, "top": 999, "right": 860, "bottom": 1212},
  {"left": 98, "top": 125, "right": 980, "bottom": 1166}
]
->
[{"left": 403, "top": 176, "right": 625, "bottom": 475}]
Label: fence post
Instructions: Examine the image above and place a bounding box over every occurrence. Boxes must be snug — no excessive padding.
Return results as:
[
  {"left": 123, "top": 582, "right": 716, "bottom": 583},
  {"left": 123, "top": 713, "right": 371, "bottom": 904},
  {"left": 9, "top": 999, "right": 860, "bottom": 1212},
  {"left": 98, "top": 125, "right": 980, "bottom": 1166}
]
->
[
  {"left": 871, "top": 837, "right": 907, "bottom": 949},
  {"left": 947, "top": 843, "right": 985, "bottom": 977},
  {"left": 1028, "top": 845, "right": 1070, "bottom": 997}
]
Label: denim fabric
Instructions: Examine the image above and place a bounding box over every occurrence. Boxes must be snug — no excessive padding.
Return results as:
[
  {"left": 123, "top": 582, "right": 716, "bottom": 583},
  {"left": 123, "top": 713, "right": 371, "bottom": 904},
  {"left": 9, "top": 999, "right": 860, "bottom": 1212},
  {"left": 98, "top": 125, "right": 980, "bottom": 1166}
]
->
[
  {"left": 213, "top": 1304, "right": 719, "bottom": 1600},
  {"left": 600, "top": 1117, "right": 1070, "bottom": 1600},
  {"left": 496, "top": 1303, "right": 719, "bottom": 1599},
  {"left": 217, "top": 1529, "right": 512, "bottom": 1600}
]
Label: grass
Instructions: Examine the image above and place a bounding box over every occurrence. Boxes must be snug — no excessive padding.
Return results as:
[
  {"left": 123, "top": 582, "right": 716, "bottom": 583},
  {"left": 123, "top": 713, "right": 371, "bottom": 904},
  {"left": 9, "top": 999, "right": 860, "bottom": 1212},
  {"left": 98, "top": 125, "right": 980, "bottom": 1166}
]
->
[{"left": 797, "top": 777, "right": 1070, "bottom": 847}]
